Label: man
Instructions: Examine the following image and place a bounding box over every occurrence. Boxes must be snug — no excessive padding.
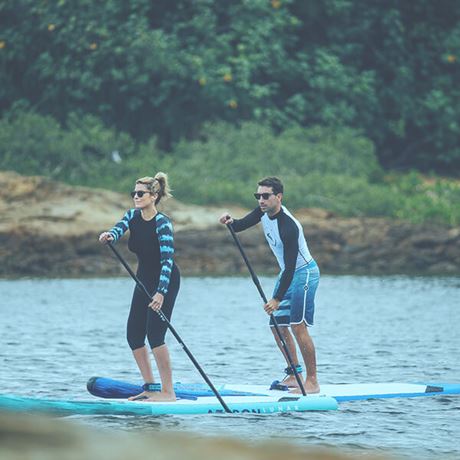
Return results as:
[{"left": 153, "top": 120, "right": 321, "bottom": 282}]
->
[{"left": 219, "top": 177, "right": 320, "bottom": 393}]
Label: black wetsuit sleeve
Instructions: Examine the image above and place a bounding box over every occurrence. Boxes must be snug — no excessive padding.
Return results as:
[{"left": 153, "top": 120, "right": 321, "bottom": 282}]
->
[
  {"left": 274, "top": 216, "right": 299, "bottom": 301},
  {"left": 231, "top": 207, "right": 263, "bottom": 232}
]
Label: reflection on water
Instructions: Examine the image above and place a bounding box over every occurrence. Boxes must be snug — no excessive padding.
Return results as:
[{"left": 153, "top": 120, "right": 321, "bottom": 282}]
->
[{"left": 1, "top": 275, "right": 459, "bottom": 460}]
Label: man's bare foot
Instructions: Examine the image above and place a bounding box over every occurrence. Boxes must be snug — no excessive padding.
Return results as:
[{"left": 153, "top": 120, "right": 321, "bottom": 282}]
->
[
  {"left": 144, "top": 391, "right": 176, "bottom": 402},
  {"left": 289, "top": 380, "right": 320, "bottom": 394},
  {"left": 282, "top": 373, "right": 303, "bottom": 388}
]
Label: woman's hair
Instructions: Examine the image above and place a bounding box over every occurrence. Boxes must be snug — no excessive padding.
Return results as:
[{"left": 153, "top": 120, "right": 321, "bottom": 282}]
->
[{"left": 136, "top": 172, "right": 172, "bottom": 205}]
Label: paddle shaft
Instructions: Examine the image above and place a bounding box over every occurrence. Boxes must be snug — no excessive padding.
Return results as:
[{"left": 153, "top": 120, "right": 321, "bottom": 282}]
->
[
  {"left": 226, "top": 224, "right": 306, "bottom": 396},
  {"left": 107, "top": 242, "right": 232, "bottom": 413}
]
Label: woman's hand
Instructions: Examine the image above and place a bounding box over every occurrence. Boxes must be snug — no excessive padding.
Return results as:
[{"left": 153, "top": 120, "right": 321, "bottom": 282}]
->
[
  {"left": 149, "top": 293, "right": 164, "bottom": 312},
  {"left": 98, "top": 232, "right": 114, "bottom": 244}
]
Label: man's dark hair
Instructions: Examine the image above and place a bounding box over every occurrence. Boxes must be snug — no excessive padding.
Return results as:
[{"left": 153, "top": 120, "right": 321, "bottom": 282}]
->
[{"left": 257, "top": 176, "right": 284, "bottom": 195}]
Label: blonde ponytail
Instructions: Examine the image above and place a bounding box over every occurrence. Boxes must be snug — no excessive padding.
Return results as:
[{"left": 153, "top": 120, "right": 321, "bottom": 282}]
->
[{"left": 136, "top": 172, "right": 172, "bottom": 205}]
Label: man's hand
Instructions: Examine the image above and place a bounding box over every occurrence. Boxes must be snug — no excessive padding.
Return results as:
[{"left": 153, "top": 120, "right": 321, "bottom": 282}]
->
[
  {"left": 264, "top": 298, "right": 280, "bottom": 315},
  {"left": 219, "top": 213, "right": 233, "bottom": 225}
]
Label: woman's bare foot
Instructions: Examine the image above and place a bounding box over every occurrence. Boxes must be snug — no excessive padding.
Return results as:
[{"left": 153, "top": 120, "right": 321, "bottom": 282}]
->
[
  {"left": 144, "top": 391, "right": 176, "bottom": 402},
  {"left": 128, "top": 391, "right": 151, "bottom": 401}
]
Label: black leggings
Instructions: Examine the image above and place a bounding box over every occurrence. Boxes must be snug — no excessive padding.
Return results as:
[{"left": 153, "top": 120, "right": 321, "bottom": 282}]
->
[{"left": 126, "top": 265, "right": 180, "bottom": 350}]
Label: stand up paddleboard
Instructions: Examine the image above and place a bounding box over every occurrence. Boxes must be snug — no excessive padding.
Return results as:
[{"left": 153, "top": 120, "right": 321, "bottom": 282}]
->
[
  {"left": 1, "top": 378, "right": 458, "bottom": 416},
  {"left": 0, "top": 392, "right": 337, "bottom": 415},
  {"left": 87, "top": 376, "right": 460, "bottom": 402}
]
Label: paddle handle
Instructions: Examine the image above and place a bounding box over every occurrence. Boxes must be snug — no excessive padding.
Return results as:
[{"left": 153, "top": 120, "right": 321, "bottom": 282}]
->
[
  {"left": 226, "top": 224, "right": 307, "bottom": 396},
  {"left": 107, "top": 242, "right": 232, "bottom": 413}
]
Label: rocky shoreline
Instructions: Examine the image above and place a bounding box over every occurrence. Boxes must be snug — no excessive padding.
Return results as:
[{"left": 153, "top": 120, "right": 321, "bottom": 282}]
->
[{"left": 1, "top": 171, "right": 459, "bottom": 277}]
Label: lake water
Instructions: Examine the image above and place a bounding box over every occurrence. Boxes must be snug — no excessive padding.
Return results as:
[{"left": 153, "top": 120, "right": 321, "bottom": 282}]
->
[{"left": 1, "top": 275, "right": 459, "bottom": 459}]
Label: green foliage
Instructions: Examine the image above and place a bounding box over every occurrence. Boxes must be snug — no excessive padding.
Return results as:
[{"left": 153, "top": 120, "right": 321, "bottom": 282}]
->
[
  {"left": 1, "top": 0, "right": 459, "bottom": 171},
  {"left": 169, "top": 122, "right": 382, "bottom": 207},
  {"left": 166, "top": 121, "right": 459, "bottom": 225},
  {"left": 0, "top": 110, "right": 159, "bottom": 189},
  {"left": 387, "top": 172, "right": 460, "bottom": 226},
  {"left": 0, "top": 111, "right": 458, "bottom": 226}
]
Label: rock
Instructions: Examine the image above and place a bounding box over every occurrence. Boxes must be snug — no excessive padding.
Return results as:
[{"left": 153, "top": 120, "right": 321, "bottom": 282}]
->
[
  {"left": 0, "top": 410, "right": 391, "bottom": 460},
  {"left": 0, "top": 171, "right": 459, "bottom": 277}
]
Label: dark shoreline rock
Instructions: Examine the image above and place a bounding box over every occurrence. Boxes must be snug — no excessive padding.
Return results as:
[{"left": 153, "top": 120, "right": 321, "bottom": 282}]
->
[{"left": 0, "top": 171, "right": 459, "bottom": 277}]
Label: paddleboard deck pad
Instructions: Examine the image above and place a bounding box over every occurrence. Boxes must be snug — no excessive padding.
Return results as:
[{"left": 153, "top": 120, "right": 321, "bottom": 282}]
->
[{"left": 88, "top": 377, "right": 460, "bottom": 402}]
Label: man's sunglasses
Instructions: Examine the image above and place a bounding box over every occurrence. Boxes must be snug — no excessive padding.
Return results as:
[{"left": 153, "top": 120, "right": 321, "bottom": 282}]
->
[
  {"left": 254, "top": 192, "right": 275, "bottom": 200},
  {"left": 131, "top": 190, "right": 150, "bottom": 198}
]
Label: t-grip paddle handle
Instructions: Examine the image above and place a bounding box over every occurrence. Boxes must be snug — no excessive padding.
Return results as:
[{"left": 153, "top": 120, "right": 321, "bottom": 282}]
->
[{"left": 226, "top": 223, "right": 307, "bottom": 396}]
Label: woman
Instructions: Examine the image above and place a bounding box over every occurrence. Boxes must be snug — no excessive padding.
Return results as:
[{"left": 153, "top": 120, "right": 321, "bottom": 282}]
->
[{"left": 99, "top": 172, "right": 180, "bottom": 402}]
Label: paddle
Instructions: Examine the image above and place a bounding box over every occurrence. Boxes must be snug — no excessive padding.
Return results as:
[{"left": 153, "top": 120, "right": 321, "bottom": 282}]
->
[
  {"left": 226, "top": 224, "right": 307, "bottom": 396},
  {"left": 107, "top": 241, "right": 232, "bottom": 413}
]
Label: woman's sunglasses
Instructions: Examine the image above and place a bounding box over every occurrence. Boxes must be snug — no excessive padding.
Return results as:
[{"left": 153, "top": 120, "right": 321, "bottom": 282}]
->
[
  {"left": 254, "top": 192, "right": 275, "bottom": 200},
  {"left": 131, "top": 190, "right": 150, "bottom": 198}
]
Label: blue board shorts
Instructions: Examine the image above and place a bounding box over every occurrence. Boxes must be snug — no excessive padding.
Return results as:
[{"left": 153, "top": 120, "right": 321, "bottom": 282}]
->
[{"left": 269, "top": 260, "right": 320, "bottom": 327}]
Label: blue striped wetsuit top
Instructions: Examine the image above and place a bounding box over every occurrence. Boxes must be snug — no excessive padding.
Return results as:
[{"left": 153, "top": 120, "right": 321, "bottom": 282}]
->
[{"left": 109, "top": 209, "right": 180, "bottom": 350}]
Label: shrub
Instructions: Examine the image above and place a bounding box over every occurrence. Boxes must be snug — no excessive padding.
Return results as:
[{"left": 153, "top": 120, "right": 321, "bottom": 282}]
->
[{"left": 1, "top": 112, "right": 458, "bottom": 225}]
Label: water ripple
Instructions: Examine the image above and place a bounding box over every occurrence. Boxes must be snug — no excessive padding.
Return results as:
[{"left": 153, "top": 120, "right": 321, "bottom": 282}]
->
[{"left": 1, "top": 275, "right": 459, "bottom": 460}]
